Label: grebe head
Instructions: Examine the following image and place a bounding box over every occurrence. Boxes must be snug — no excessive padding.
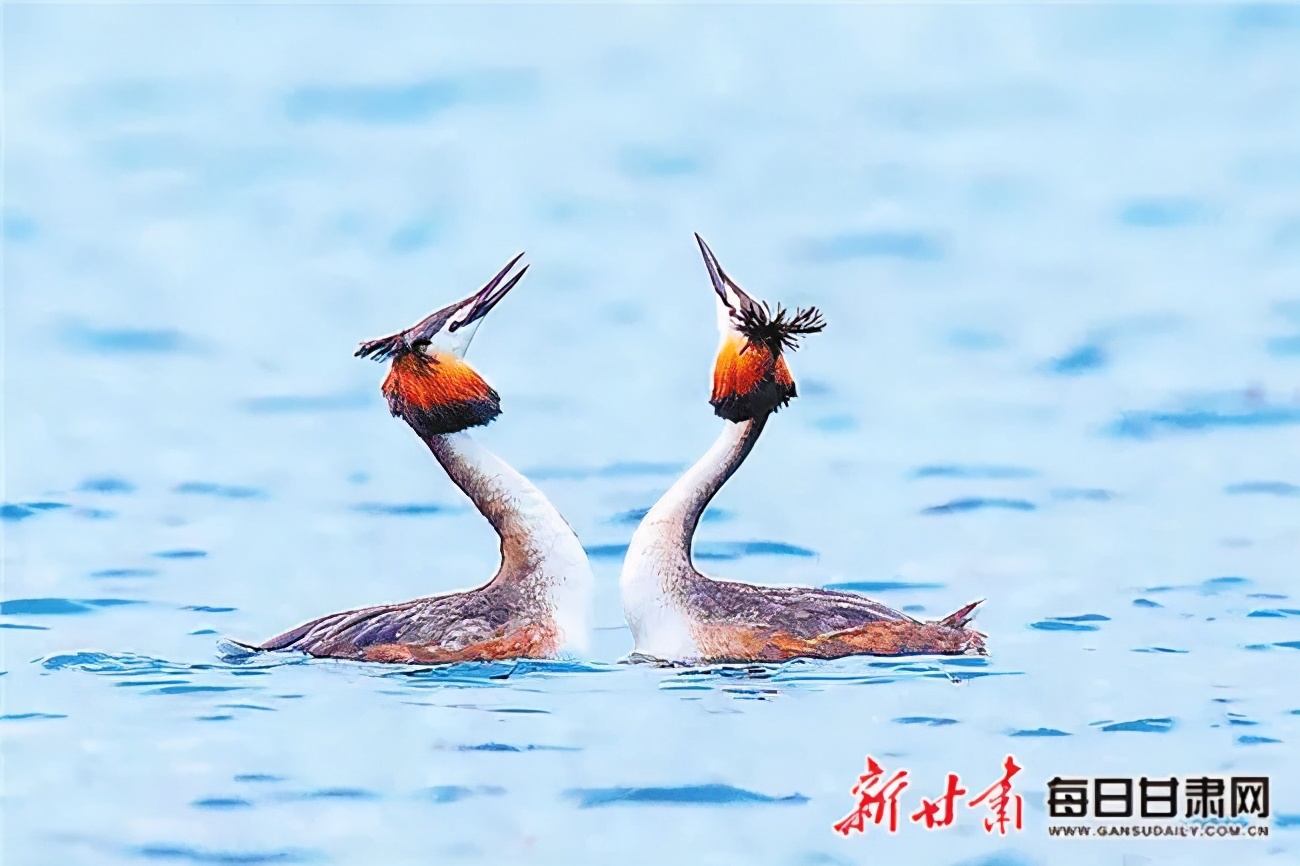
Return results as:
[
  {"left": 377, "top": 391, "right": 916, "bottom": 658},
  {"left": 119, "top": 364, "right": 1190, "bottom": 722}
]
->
[
  {"left": 694, "top": 234, "right": 826, "bottom": 422},
  {"left": 355, "top": 253, "right": 528, "bottom": 437}
]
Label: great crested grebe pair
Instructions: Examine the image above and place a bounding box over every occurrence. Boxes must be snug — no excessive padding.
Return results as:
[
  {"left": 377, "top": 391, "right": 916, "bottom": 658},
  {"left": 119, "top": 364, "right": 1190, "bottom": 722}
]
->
[{"left": 251, "top": 236, "right": 986, "bottom": 666}]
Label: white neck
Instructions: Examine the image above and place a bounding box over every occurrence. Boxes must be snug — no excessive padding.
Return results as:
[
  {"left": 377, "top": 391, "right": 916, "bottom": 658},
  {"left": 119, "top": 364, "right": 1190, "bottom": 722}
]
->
[
  {"left": 620, "top": 417, "right": 766, "bottom": 658},
  {"left": 426, "top": 430, "right": 593, "bottom": 654}
]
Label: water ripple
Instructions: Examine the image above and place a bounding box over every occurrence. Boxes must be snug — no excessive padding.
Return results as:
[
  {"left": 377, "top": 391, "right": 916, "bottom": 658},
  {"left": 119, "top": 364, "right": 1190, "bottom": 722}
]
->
[
  {"left": 62, "top": 324, "right": 195, "bottom": 356},
  {"left": 454, "top": 743, "right": 579, "bottom": 753},
  {"left": 1096, "top": 717, "right": 1176, "bottom": 733},
  {"left": 608, "top": 506, "right": 730, "bottom": 525},
  {"left": 41, "top": 651, "right": 303, "bottom": 680},
  {"left": 80, "top": 477, "right": 135, "bottom": 494},
  {"left": 893, "top": 716, "right": 959, "bottom": 726},
  {"left": 696, "top": 541, "right": 817, "bottom": 560},
  {"left": 562, "top": 784, "right": 808, "bottom": 807},
  {"left": 371, "top": 657, "right": 617, "bottom": 690},
  {"left": 281, "top": 787, "right": 379, "bottom": 801},
  {"left": 1225, "top": 480, "right": 1300, "bottom": 497},
  {"left": 909, "top": 464, "right": 1037, "bottom": 480},
  {"left": 659, "top": 656, "right": 1020, "bottom": 692},
  {"left": 1047, "top": 343, "right": 1108, "bottom": 376},
  {"left": 129, "top": 843, "right": 320, "bottom": 864},
  {"left": 350, "top": 502, "right": 450, "bottom": 516},
  {"left": 1111, "top": 396, "right": 1300, "bottom": 439},
  {"left": 2, "top": 501, "right": 72, "bottom": 521},
  {"left": 1051, "top": 488, "right": 1116, "bottom": 502},
  {"left": 1030, "top": 615, "right": 1107, "bottom": 632},
  {"left": 422, "top": 785, "right": 505, "bottom": 803},
  {"left": 1, "top": 503, "right": 40, "bottom": 521},
  {"left": 922, "top": 497, "right": 1036, "bottom": 515},
  {"left": 174, "top": 482, "right": 266, "bottom": 500},
  {"left": 191, "top": 797, "right": 253, "bottom": 810},
  {"left": 1, "top": 598, "right": 146, "bottom": 615},
  {"left": 91, "top": 568, "right": 159, "bottom": 579},
  {"left": 1144, "top": 575, "right": 1254, "bottom": 596}
]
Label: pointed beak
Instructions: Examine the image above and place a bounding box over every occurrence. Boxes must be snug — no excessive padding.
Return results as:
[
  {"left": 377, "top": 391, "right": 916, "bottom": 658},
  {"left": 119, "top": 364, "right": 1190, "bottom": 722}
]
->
[
  {"left": 451, "top": 252, "right": 528, "bottom": 332},
  {"left": 354, "top": 253, "right": 529, "bottom": 362},
  {"left": 695, "top": 233, "right": 730, "bottom": 306},
  {"left": 694, "top": 233, "right": 758, "bottom": 313}
]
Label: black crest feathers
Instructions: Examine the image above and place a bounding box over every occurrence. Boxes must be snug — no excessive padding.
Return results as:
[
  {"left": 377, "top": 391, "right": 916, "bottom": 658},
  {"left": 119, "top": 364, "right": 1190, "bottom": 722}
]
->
[{"left": 735, "top": 304, "right": 826, "bottom": 356}]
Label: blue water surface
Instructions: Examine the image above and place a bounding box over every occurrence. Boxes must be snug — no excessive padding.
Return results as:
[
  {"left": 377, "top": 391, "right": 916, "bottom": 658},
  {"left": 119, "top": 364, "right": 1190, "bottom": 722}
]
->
[{"left": 4, "top": 4, "right": 1299, "bottom": 866}]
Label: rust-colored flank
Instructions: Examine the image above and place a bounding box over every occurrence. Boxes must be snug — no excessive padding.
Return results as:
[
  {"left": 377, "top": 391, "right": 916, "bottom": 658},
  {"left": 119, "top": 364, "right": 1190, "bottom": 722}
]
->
[
  {"left": 692, "top": 620, "right": 987, "bottom": 663},
  {"left": 358, "top": 623, "right": 559, "bottom": 664}
]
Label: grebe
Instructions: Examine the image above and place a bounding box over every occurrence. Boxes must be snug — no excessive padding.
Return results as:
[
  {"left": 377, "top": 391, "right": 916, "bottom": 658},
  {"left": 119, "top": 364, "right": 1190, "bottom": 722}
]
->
[
  {"left": 619, "top": 235, "right": 986, "bottom": 664},
  {"left": 257, "top": 254, "right": 593, "bottom": 663}
]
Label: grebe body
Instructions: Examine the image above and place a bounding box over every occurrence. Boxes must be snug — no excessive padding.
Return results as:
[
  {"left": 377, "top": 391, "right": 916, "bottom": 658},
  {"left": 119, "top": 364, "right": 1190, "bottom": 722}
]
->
[
  {"left": 258, "top": 255, "right": 593, "bottom": 663},
  {"left": 620, "top": 237, "right": 985, "bottom": 664}
]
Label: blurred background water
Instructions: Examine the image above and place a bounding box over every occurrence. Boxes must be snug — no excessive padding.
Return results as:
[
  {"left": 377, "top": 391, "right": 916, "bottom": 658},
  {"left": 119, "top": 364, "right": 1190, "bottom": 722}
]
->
[{"left": 3, "top": 4, "right": 1299, "bottom": 865}]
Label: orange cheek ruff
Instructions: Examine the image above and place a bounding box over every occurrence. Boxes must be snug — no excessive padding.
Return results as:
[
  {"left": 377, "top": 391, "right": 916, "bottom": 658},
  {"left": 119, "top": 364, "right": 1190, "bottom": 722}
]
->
[
  {"left": 384, "top": 352, "right": 494, "bottom": 409},
  {"left": 382, "top": 352, "right": 501, "bottom": 436},
  {"left": 712, "top": 337, "right": 773, "bottom": 402},
  {"left": 710, "top": 337, "right": 796, "bottom": 421}
]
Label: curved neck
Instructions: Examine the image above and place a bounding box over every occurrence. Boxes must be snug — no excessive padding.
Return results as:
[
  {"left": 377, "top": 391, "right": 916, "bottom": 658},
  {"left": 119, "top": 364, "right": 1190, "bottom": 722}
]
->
[
  {"left": 423, "top": 430, "right": 579, "bottom": 589},
  {"left": 637, "top": 415, "right": 769, "bottom": 566}
]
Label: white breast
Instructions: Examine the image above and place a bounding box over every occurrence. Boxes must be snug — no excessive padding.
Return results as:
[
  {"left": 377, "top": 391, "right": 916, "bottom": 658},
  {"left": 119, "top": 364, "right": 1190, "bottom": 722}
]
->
[
  {"left": 620, "top": 526, "right": 700, "bottom": 662},
  {"left": 542, "top": 536, "right": 594, "bottom": 656}
]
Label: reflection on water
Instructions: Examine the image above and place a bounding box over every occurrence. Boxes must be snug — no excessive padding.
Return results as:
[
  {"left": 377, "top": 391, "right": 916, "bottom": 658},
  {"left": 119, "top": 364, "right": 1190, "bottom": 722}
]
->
[{"left": 4, "top": 3, "right": 1300, "bottom": 865}]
